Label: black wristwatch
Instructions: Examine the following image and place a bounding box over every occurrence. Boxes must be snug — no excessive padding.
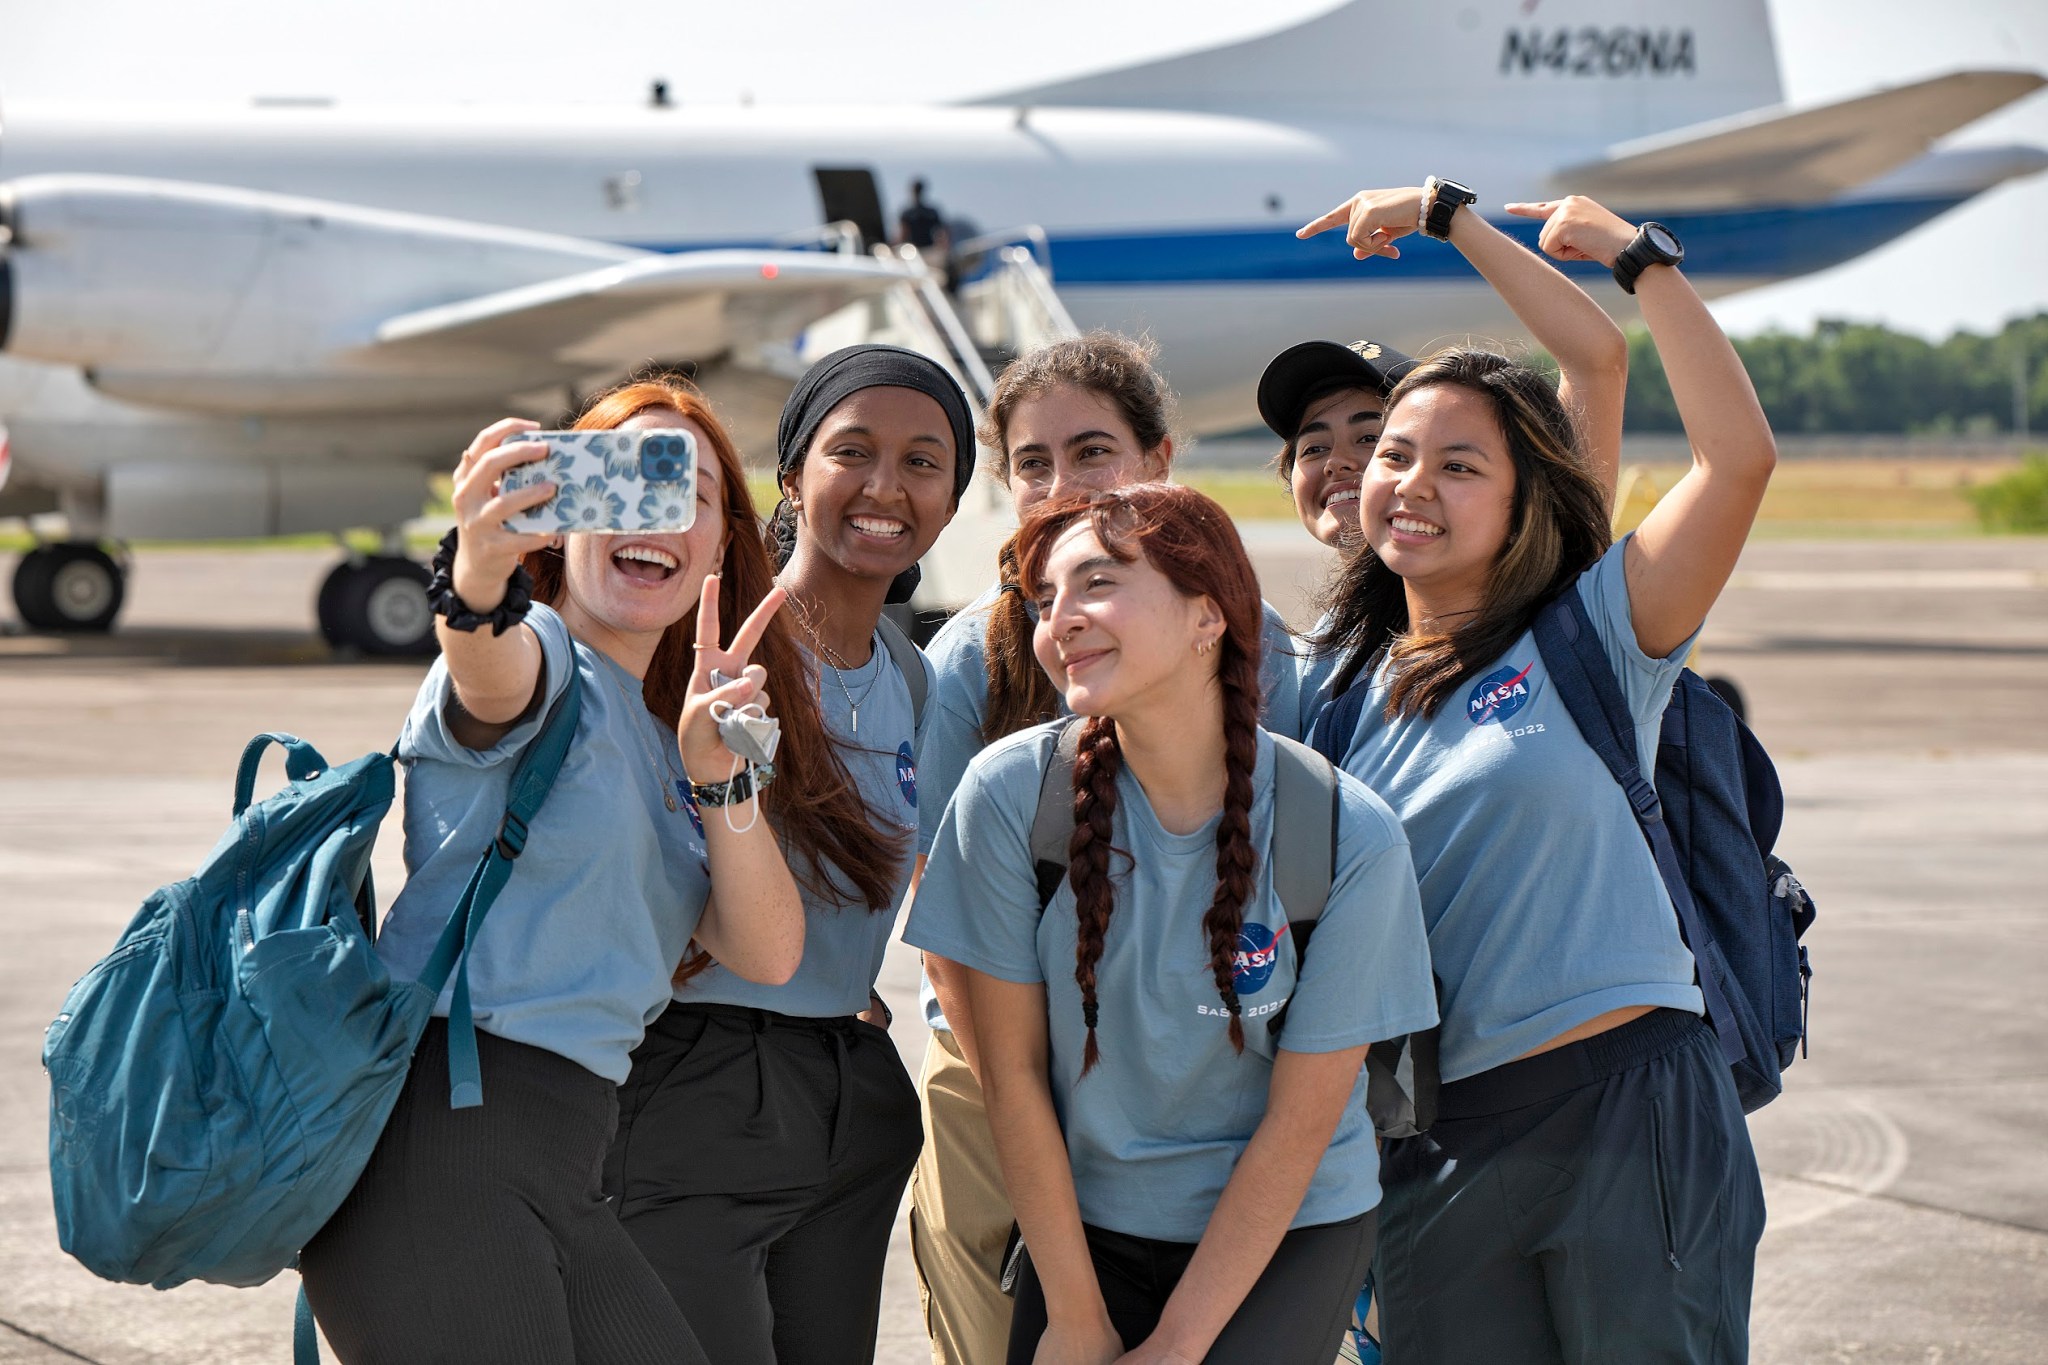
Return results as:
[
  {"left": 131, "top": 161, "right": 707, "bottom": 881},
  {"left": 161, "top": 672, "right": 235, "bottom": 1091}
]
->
[
  {"left": 1612, "top": 221, "right": 1685, "bottom": 295},
  {"left": 1420, "top": 177, "right": 1477, "bottom": 241}
]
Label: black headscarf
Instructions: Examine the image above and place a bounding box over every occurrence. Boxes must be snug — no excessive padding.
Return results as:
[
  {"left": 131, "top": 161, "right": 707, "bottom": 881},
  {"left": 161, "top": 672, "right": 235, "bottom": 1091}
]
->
[{"left": 770, "top": 344, "right": 975, "bottom": 601}]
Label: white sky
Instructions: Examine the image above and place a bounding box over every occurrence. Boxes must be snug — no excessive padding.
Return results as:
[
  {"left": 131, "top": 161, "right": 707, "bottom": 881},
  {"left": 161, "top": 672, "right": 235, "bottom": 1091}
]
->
[{"left": 1, "top": 0, "right": 2043, "bottom": 340}]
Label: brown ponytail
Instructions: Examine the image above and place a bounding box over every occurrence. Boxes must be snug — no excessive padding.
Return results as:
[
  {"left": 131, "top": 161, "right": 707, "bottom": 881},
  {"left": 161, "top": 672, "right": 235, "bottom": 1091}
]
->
[
  {"left": 1016, "top": 484, "right": 1267, "bottom": 1073},
  {"left": 981, "top": 534, "right": 1062, "bottom": 742}
]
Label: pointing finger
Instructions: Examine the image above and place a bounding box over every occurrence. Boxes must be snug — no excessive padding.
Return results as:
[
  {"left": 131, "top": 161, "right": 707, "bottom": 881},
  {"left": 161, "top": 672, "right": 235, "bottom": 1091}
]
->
[
  {"left": 1502, "top": 201, "right": 1558, "bottom": 220},
  {"left": 1296, "top": 200, "right": 1356, "bottom": 239}
]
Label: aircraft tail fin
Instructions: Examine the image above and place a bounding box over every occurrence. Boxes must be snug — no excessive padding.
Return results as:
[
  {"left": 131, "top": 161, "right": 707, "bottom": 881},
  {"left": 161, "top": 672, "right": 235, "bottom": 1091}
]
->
[{"left": 972, "top": 0, "right": 1783, "bottom": 145}]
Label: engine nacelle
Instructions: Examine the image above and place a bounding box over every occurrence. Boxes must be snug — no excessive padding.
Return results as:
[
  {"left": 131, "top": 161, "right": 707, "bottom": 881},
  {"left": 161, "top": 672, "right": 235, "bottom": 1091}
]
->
[{"left": 0, "top": 174, "right": 633, "bottom": 410}]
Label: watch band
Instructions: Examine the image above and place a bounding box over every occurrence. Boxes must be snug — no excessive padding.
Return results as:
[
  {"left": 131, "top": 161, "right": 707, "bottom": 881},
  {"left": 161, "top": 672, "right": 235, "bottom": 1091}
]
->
[
  {"left": 1611, "top": 221, "right": 1684, "bottom": 295},
  {"left": 1422, "top": 178, "right": 1477, "bottom": 241},
  {"left": 691, "top": 762, "right": 776, "bottom": 807}
]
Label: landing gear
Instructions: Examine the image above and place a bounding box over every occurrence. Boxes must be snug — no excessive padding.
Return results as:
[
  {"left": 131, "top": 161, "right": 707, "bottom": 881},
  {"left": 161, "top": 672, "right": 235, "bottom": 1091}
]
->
[
  {"left": 10, "top": 541, "right": 126, "bottom": 632},
  {"left": 316, "top": 556, "right": 435, "bottom": 656}
]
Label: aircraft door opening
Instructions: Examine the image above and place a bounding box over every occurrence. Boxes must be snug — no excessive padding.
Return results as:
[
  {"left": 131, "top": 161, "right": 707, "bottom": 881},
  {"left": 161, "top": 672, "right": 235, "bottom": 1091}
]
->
[{"left": 812, "top": 167, "right": 886, "bottom": 250}]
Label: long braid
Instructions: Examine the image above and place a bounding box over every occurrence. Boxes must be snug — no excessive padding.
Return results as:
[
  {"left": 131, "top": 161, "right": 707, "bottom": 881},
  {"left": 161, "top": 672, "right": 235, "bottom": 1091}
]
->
[
  {"left": 1067, "top": 716, "right": 1122, "bottom": 1076},
  {"left": 982, "top": 534, "right": 1061, "bottom": 742},
  {"left": 1203, "top": 636, "right": 1265, "bottom": 1054}
]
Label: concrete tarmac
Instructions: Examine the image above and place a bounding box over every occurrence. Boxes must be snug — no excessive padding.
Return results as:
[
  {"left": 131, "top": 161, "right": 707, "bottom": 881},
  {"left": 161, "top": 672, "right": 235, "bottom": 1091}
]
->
[{"left": 2, "top": 532, "right": 2045, "bottom": 1363}]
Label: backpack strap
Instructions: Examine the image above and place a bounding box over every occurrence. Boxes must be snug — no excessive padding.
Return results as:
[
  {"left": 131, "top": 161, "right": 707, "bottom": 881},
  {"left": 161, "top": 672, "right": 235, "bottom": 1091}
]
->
[
  {"left": 232, "top": 733, "right": 331, "bottom": 817},
  {"left": 877, "top": 614, "right": 928, "bottom": 729},
  {"left": 1267, "top": 736, "right": 1336, "bottom": 929},
  {"left": 413, "top": 663, "right": 586, "bottom": 1108},
  {"left": 1031, "top": 718, "right": 1084, "bottom": 908},
  {"left": 1307, "top": 657, "right": 1378, "bottom": 764},
  {"left": 1531, "top": 591, "right": 1744, "bottom": 1066}
]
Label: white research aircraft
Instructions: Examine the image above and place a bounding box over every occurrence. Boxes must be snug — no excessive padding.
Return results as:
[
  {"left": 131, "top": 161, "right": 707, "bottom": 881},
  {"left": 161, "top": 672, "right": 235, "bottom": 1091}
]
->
[{"left": 0, "top": 0, "right": 2042, "bottom": 651}]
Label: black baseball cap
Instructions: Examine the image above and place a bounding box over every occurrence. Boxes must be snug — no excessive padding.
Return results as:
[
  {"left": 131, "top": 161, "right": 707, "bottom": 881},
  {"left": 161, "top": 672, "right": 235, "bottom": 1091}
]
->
[{"left": 1256, "top": 339, "right": 1421, "bottom": 440}]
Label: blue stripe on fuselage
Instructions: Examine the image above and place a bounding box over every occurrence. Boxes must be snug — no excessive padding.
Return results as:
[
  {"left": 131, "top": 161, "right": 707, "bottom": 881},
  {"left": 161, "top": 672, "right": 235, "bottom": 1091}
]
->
[
  {"left": 621, "top": 194, "right": 1969, "bottom": 287},
  {"left": 1037, "top": 194, "right": 1971, "bottom": 285}
]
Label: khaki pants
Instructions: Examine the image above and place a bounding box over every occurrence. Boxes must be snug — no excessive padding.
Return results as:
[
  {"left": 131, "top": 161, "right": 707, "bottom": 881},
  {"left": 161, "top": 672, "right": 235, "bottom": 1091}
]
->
[{"left": 910, "top": 1028, "right": 1015, "bottom": 1365}]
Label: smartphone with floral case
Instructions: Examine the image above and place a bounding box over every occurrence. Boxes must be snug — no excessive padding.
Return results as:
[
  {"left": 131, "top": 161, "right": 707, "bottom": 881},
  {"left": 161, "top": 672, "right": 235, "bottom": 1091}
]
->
[{"left": 498, "top": 428, "right": 698, "bottom": 534}]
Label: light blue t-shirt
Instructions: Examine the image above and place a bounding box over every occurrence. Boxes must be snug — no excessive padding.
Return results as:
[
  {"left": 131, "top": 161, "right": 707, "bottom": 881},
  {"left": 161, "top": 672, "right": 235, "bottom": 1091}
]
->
[
  {"left": 906, "top": 723, "right": 1437, "bottom": 1244},
  {"left": 377, "top": 603, "right": 710, "bottom": 1084},
  {"left": 1295, "top": 608, "right": 1345, "bottom": 744},
  {"left": 680, "top": 630, "right": 933, "bottom": 1016},
  {"left": 1330, "top": 537, "right": 1704, "bottom": 1083},
  {"left": 914, "top": 586, "right": 1306, "bottom": 1029}
]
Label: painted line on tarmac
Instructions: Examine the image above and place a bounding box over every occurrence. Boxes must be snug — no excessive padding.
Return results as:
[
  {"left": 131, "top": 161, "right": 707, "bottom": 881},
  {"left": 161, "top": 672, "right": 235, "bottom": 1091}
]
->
[
  {"left": 1730, "top": 569, "right": 2042, "bottom": 591},
  {"left": 0, "top": 1318, "right": 104, "bottom": 1364}
]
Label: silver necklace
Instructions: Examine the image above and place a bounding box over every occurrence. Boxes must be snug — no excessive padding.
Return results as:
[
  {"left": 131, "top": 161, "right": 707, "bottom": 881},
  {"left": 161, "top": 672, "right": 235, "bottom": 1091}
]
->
[
  {"left": 603, "top": 661, "right": 684, "bottom": 813},
  {"left": 786, "top": 592, "right": 884, "bottom": 736}
]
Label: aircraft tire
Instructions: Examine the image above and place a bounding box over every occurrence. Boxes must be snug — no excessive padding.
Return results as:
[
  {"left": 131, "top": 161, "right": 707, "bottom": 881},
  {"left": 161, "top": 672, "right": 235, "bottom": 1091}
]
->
[
  {"left": 326, "top": 555, "right": 436, "bottom": 657},
  {"left": 12, "top": 542, "right": 125, "bottom": 633}
]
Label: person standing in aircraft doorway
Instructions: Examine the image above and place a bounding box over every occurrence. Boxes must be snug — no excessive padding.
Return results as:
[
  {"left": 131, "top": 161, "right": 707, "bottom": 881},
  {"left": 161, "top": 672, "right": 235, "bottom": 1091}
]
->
[
  {"left": 896, "top": 178, "right": 955, "bottom": 288},
  {"left": 1302, "top": 187, "right": 1774, "bottom": 1364},
  {"left": 1264, "top": 185, "right": 1630, "bottom": 742},
  {"left": 904, "top": 332, "right": 1306, "bottom": 1365},
  {"left": 603, "top": 345, "right": 971, "bottom": 1365}
]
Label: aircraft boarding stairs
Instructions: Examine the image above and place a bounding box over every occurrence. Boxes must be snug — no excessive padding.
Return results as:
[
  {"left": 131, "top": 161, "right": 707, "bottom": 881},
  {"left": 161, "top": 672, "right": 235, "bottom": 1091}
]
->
[{"left": 771, "top": 224, "right": 1080, "bottom": 633}]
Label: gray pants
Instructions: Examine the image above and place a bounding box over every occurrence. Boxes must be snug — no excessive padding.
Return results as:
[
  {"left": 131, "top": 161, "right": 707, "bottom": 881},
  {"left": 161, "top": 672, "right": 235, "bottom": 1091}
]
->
[
  {"left": 1377, "top": 1009, "right": 1766, "bottom": 1365},
  {"left": 302, "top": 1020, "right": 704, "bottom": 1365}
]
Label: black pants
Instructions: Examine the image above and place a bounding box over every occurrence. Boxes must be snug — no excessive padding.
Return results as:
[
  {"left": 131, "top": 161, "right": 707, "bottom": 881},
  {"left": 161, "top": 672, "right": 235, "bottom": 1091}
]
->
[
  {"left": 604, "top": 1002, "right": 924, "bottom": 1365},
  {"left": 301, "top": 1020, "right": 703, "bottom": 1365},
  {"left": 1377, "top": 1009, "right": 1766, "bottom": 1365},
  {"left": 1007, "top": 1212, "right": 1377, "bottom": 1365}
]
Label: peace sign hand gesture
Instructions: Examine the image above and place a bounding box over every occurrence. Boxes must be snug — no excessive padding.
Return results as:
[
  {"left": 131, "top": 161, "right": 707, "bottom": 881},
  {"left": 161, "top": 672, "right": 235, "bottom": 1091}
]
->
[
  {"left": 677, "top": 573, "right": 787, "bottom": 784},
  {"left": 1297, "top": 186, "right": 1428, "bottom": 261}
]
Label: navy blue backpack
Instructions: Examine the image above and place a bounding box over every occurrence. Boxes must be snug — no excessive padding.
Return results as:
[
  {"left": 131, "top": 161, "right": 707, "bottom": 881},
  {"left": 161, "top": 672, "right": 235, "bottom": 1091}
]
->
[
  {"left": 44, "top": 670, "right": 580, "bottom": 1358},
  {"left": 1531, "top": 591, "right": 1816, "bottom": 1111}
]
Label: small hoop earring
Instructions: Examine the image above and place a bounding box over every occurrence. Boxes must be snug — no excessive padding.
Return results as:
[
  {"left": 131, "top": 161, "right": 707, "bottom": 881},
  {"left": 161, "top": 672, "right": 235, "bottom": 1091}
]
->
[{"left": 1195, "top": 638, "right": 1216, "bottom": 656}]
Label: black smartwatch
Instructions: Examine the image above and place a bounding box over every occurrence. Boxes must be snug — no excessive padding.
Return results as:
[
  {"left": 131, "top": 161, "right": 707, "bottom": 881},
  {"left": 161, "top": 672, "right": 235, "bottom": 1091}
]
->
[
  {"left": 1421, "top": 177, "right": 1477, "bottom": 241},
  {"left": 1612, "top": 221, "right": 1684, "bottom": 295}
]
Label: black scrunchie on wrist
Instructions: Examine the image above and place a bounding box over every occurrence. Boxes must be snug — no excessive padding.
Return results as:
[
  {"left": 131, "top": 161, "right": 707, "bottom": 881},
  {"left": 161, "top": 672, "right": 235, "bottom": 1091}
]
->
[{"left": 427, "top": 527, "right": 535, "bottom": 636}]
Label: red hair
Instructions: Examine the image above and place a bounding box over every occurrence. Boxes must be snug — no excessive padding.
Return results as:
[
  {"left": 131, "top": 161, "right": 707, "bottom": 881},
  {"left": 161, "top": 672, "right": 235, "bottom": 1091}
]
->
[
  {"left": 520, "top": 376, "right": 905, "bottom": 985},
  {"left": 1015, "top": 484, "right": 1265, "bottom": 1073}
]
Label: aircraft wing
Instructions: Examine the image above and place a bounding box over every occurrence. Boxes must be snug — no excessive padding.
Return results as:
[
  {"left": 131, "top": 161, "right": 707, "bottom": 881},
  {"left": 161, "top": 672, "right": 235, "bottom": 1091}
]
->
[
  {"left": 1553, "top": 70, "right": 2047, "bottom": 209},
  {"left": 369, "top": 250, "right": 913, "bottom": 372}
]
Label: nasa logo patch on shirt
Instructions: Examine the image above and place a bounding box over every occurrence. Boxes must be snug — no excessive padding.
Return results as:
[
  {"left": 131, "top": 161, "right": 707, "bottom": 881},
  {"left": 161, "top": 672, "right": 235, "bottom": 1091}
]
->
[
  {"left": 1232, "top": 922, "right": 1291, "bottom": 995},
  {"left": 896, "top": 742, "right": 918, "bottom": 807},
  {"left": 1467, "top": 662, "right": 1536, "bottom": 726}
]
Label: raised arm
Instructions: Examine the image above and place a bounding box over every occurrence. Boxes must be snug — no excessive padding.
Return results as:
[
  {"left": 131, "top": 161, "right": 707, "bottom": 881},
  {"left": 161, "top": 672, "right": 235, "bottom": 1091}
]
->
[
  {"left": 968, "top": 970, "right": 1124, "bottom": 1365},
  {"left": 1125, "top": 1045, "right": 1369, "bottom": 1363},
  {"left": 1518, "top": 200, "right": 1776, "bottom": 657},
  {"left": 1299, "top": 186, "right": 1628, "bottom": 494},
  {"left": 677, "top": 575, "right": 805, "bottom": 985},
  {"left": 440, "top": 418, "right": 561, "bottom": 747}
]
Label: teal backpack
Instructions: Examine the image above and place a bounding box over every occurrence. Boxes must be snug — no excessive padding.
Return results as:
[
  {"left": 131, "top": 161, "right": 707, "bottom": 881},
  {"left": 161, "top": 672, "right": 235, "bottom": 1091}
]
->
[{"left": 43, "top": 670, "right": 580, "bottom": 1355}]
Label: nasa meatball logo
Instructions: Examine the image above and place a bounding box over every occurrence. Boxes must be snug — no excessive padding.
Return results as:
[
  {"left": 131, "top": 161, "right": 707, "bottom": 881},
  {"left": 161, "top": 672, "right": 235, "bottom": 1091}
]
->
[
  {"left": 677, "top": 782, "right": 706, "bottom": 839},
  {"left": 1467, "top": 662, "right": 1536, "bottom": 725},
  {"left": 896, "top": 742, "right": 918, "bottom": 807},
  {"left": 1233, "top": 923, "right": 1292, "bottom": 994}
]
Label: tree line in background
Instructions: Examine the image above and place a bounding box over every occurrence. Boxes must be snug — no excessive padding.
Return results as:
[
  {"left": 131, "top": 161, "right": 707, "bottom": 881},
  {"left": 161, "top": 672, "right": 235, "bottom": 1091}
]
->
[{"left": 1620, "top": 312, "right": 2048, "bottom": 437}]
